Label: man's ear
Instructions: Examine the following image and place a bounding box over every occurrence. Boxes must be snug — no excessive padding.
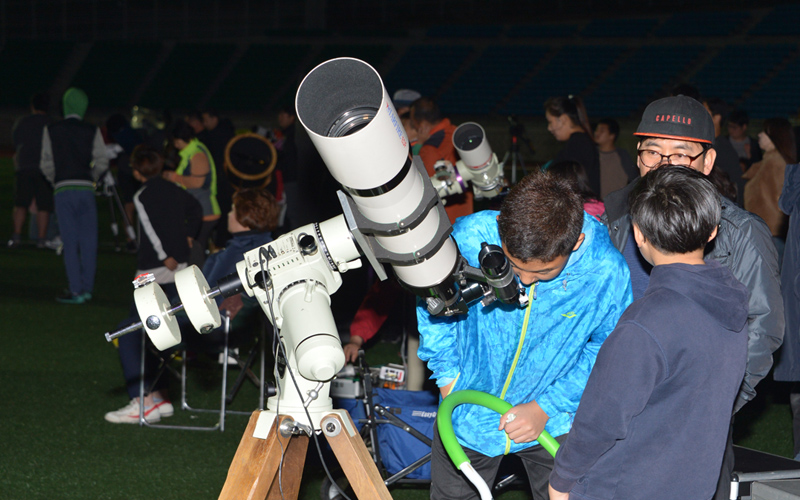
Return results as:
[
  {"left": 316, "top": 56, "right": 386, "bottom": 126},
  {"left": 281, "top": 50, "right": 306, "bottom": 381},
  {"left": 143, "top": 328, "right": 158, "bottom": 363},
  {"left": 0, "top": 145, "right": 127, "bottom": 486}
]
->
[
  {"left": 702, "top": 148, "right": 717, "bottom": 176},
  {"left": 572, "top": 233, "right": 585, "bottom": 252},
  {"left": 632, "top": 223, "right": 646, "bottom": 248},
  {"left": 708, "top": 225, "right": 719, "bottom": 243}
]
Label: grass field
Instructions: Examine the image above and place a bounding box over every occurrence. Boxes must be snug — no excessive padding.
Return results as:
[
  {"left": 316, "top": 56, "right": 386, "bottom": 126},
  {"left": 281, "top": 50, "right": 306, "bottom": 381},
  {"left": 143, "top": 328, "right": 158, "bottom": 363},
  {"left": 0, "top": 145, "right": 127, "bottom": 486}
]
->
[{"left": 0, "top": 155, "right": 794, "bottom": 499}]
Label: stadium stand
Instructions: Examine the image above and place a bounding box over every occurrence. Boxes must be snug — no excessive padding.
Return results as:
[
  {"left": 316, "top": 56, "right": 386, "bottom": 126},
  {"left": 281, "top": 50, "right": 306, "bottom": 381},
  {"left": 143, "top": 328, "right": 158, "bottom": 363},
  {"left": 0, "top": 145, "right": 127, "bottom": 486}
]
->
[
  {"left": 70, "top": 41, "right": 162, "bottom": 109},
  {"left": 506, "top": 23, "right": 581, "bottom": 39},
  {"left": 383, "top": 44, "right": 475, "bottom": 99},
  {"left": 580, "top": 18, "right": 658, "bottom": 39},
  {"left": 138, "top": 43, "right": 237, "bottom": 110},
  {"left": 500, "top": 44, "right": 623, "bottom": 116},
  {"left": 425, "top": 25, "right": 505, "bottom": 39},
  {"left": 309, "top": 43, "right": 393, "bottom": 74},
  {"left": 694, "top": 43, "right": 795, "bottom": 104},
  {"left": 586, "top": 44, "right": 706, "bottom": 118},
  {"left": 439, "top": 45, "right": 550, "bottom": 115},
  {"left": 207, "top": 44, "right": 311, "bottom": 112},
  {"left": 748, "top": 4, "right": 800, "bottom": 36},
  {"left": 742, "top": 52, "right": 800, "bottom": 118},
  {"left": 0, "top": 41, "right": 74, "bottom": 108},
  {"left": 653, "top": 11, "right": 752, "bottom": 38},
  {"left": 2, "top": 4, "right": 799, "bottom": 122}
]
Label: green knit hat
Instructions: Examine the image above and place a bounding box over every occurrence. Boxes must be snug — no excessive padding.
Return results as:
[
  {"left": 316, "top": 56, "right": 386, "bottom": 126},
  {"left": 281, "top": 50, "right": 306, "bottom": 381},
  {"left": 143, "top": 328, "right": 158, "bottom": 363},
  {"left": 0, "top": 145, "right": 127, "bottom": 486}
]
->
[{"left": 62, "top": 87, "right": 88, "bottom": 118}]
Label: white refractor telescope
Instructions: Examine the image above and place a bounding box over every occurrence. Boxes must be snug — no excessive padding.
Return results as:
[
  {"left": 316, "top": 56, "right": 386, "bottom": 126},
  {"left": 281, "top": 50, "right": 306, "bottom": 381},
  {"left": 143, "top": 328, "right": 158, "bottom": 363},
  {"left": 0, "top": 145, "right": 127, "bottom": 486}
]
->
[
  {"left": 429, "top": 121, "right": 505, "bottom": 201},
  {"left": 104, "top": 58, "right": 526, "bottom": 429}
]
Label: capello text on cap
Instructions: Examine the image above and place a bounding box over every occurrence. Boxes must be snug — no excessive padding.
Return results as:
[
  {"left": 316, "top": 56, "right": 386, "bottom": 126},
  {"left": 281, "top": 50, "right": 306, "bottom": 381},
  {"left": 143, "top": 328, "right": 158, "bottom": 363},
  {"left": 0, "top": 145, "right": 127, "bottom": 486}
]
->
[{"left": 634, "top": 95, "right": 715, "bottom": 145}]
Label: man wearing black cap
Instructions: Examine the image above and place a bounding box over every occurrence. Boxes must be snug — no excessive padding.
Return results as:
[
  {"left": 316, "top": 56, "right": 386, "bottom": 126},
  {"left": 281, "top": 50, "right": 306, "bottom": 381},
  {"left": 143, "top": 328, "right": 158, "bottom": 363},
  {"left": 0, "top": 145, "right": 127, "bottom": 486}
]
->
[{"left": 602, "top": 95, "right": 784, "bottom": 499}]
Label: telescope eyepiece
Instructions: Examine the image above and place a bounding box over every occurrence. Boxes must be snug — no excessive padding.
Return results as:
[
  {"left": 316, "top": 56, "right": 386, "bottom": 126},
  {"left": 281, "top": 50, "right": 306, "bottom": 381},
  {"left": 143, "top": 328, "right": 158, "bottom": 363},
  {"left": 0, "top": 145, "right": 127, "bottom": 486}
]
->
[{"left": 479, "top": 243, "right": 524, "bottom": 306}]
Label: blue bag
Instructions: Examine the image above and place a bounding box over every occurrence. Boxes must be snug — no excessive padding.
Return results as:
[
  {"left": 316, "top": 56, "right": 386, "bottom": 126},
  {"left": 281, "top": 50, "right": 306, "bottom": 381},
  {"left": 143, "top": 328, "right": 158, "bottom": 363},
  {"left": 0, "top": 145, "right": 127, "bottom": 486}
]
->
[{"left": 373, "top": 387, "right": 439, "bottom": 480}]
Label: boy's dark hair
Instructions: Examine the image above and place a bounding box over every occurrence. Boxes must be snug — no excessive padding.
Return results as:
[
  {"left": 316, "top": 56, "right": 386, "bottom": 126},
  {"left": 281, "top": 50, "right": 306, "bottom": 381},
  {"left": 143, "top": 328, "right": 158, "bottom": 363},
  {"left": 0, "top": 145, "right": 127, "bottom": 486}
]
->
[
  {"left": 31, "top": 92, "right": 49, "bottom": 113},
  {"left": 498, "top": 170, "right": 584, "bottom": 262},
  {"left": 409, "top": 97, "right": 442, "bottom": 124},
  {"left": 171, "top": 120, "right": 196, "bottom": 142},
  {"left": 629, "top": 166, "right": 720, "bottom": 254},
  {"left": 598, "top": 118, "right": 620, "bottom": 140},
  {"left": 233, "top": 188, "right": 279, "bottom": 232},
  {"left": 547, "top": 161, "right": 599, "bottom": 203},
  {"left": 728, "top": 108, "right": 749, "bottom": 127},
  {"left": 131, "top": 145, "right": 165, "bottom": 179}
]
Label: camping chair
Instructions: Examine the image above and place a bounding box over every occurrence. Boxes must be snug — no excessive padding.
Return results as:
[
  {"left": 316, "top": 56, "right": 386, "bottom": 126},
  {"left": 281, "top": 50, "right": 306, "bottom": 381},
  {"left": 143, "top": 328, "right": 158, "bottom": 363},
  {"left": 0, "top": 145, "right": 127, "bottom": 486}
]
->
[{"left": 138, "top": 299, "right": 270, "bottom": 431}]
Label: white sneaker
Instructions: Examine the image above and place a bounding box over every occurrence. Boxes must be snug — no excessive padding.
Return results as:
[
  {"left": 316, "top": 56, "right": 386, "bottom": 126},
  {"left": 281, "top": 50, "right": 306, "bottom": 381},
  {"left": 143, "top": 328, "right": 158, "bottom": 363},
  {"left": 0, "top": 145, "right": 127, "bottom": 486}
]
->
[
  {"left": 218, "top": 348, "right": 239, "bottom": 366},
  {"left": 153, "top": 399, "right": 174, "bottom": 417},
  {"left": 104, "top": 399, "right": 161, "bottom": 424}
]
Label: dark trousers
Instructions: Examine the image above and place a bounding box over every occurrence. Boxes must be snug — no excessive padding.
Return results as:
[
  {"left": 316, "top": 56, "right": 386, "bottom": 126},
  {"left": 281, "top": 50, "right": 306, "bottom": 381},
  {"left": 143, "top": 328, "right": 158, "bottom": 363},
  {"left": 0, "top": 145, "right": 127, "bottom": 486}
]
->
[
  {"left": 430, "top": 426, "right": 567, "bottom": 500},
  {"left": 117, "top": 283, "right": 179, "bottom": 400},
  {"left": 55, "top": 189, "right": 97, "bottom": 295},
  {"left": 189, "top": 219, "right": 219, "bottom": 267}
]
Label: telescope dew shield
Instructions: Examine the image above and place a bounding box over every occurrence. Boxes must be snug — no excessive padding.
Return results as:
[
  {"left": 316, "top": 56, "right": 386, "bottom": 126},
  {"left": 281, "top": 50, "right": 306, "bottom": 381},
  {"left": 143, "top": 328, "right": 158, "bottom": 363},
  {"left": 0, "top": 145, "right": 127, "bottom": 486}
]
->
[{"left": 296, "top": 57, "right": 459, "bottom": 293}]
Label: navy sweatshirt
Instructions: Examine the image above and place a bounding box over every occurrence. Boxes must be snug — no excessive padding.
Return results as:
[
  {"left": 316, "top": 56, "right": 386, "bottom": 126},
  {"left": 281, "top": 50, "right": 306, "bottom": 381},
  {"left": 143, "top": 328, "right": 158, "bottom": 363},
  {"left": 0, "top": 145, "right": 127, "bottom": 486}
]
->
[{"left": 550, "top": 260, "right": 748, "bottom": 500}]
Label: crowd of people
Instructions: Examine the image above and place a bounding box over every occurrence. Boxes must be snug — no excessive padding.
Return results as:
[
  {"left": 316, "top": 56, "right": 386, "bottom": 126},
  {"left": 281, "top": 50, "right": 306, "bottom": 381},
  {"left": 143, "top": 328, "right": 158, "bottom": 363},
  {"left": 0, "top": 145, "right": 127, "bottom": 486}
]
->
[
  {"left": 6, "top": 79, "right": 799, "bottom": 500},
  {"left": 344, "top": 89, "right": 796, "bottom": 500}
]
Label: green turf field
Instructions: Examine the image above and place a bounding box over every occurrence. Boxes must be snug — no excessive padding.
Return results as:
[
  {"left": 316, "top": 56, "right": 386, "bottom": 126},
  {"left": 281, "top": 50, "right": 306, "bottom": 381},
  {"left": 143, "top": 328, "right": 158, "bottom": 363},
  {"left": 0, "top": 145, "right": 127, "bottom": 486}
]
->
[{"left": 0, "top": 156, "right": 793, "bottom": 499}]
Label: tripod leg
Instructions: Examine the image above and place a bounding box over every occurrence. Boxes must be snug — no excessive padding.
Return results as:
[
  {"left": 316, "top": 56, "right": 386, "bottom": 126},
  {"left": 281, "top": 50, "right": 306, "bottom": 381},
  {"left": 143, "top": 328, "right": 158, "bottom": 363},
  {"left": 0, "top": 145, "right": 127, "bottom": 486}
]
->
[
  {"left": 219, "top": 412, "right": 307, "bottom": 500},
  {"left": 322, "top": 411, "right": 393, "bottom": 500},
  {"left": 266, "top": 432, "right": 309, "bottom": 500}
]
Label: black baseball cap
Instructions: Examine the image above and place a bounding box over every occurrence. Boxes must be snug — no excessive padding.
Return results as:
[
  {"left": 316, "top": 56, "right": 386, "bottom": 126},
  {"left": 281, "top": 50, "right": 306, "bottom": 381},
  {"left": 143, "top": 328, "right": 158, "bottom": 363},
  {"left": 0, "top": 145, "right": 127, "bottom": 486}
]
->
[{"left": 634, "top": 95, "right": 715, "bottom": 145}]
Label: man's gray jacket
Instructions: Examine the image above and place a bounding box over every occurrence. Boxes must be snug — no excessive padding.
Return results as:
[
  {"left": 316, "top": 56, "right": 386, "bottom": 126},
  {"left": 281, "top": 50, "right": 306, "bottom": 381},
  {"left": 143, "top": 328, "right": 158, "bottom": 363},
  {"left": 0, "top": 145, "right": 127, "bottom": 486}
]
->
[{"left": 602, "top": 179, "right": 784, "bottom": 412}]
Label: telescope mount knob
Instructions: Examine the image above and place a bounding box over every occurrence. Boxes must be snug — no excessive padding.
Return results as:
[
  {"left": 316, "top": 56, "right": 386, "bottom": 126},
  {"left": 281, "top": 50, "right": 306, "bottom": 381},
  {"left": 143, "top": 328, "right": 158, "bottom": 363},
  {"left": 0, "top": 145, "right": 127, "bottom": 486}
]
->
[{"left": 299, "top": 233, "right": 318, "bottom": 256}]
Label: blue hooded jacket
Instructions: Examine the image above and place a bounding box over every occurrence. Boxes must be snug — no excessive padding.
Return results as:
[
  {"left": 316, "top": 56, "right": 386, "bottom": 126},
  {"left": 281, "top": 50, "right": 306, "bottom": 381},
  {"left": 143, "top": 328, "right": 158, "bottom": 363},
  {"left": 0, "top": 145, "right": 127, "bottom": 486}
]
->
[{"left": 417, "top": 210, "right": 632, "bottom": 457}]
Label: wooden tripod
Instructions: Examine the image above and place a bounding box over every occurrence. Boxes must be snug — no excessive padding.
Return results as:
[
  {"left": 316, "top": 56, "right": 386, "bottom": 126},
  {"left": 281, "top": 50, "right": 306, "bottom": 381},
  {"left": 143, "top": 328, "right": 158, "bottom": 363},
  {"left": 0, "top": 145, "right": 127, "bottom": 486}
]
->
[{"left": 219, "top": 410, "right": 393, "bottom": 500}]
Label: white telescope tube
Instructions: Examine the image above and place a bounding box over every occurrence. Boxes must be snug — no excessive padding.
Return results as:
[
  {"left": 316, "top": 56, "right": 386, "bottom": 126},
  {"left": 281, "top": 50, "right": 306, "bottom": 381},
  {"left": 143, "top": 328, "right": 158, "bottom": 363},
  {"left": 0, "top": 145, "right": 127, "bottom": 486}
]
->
[
  {"left": 295, "top": 57, "right": 458, "bottom": 291},
  {"left": 453, "top": 122, "right": 504, "bottom": 198}
]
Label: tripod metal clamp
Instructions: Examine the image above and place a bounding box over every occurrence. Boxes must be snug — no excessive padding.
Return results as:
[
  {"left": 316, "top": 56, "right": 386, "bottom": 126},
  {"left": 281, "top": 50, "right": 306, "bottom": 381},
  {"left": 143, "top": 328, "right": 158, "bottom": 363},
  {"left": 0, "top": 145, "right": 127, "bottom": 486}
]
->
[
  {"left": 321, "top": 415, "right": 343, "bottom": 438},
  {"left": 321, "top": 410, "right": 358, "bottom": 439}
]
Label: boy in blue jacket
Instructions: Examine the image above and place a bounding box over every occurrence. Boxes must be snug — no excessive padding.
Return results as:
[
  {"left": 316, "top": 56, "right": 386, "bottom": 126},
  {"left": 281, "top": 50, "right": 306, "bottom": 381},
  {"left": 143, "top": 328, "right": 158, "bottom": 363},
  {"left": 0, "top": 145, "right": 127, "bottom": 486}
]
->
[
  {"left": 417, "top": 171, "right": 632, "bottom": 499},
  {"left": 549, "top": 166, "right": 749, "bottom": 500}
]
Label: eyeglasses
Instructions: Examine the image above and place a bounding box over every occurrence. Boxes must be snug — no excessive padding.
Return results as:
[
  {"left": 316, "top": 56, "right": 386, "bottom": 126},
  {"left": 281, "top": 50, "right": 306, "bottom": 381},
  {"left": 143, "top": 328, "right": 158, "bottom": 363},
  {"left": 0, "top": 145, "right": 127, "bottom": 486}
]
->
[{"left": 637, "top": 149, "right": 705, "bottom": 169}]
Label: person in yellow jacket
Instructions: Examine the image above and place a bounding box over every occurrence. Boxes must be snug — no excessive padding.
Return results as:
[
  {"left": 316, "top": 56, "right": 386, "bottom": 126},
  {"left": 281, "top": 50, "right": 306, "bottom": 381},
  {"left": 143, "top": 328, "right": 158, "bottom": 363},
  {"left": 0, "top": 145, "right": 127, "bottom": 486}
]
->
[{"left": 164, "top": 120, "right": 220, "bottom": 266}]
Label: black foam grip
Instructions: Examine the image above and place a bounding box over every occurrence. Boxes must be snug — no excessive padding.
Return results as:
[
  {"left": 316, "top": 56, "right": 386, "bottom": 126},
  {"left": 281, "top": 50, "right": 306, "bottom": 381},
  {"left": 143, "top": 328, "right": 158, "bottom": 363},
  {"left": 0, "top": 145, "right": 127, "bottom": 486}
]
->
[{"left": 216, "top": 272, "right": 244, "bottom": 298}]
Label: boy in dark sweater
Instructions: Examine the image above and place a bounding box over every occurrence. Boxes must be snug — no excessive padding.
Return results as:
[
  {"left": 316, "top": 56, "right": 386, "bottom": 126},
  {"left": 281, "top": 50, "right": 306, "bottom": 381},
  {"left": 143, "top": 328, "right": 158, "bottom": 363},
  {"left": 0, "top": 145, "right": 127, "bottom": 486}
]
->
[
  {"left": 549, "top": 166, "right": 749, "bottom": 500},
  {"left": 105, "top": 146, "right": 202, "bottom": 424}
]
